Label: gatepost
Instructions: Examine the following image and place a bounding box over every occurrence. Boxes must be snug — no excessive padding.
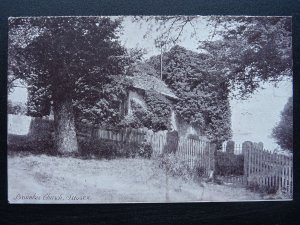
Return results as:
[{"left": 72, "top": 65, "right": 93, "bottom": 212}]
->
[{"left": 242, "top": 141, "right": 253, "bottom": 183}]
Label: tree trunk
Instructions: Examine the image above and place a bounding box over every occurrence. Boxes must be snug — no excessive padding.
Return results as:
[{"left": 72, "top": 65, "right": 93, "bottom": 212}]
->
[{"left": 53, "top": 94, "right": 78, "bottom": 154}]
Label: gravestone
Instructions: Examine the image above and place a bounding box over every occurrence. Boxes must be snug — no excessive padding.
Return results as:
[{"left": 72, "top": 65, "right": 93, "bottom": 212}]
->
[
  {"left": 226, "top": 140, "right": 235, "bottom": 154},
  {"left": 163, "top": 130, "right": 179, "bottom": 154}
]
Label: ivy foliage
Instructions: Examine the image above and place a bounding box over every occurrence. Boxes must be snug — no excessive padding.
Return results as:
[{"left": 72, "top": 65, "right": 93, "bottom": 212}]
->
[
  {"left": 147, "top": 45, "right": 232, "bottom": 142},
  {"left": 119, "top": 90, "right": 172, "bottom": 132},
  {"left": 73, "top": 75, "right": 131, "bottom": 127},
  {"left": 144, "top": 91, "right": 172, "bottom": 131}
]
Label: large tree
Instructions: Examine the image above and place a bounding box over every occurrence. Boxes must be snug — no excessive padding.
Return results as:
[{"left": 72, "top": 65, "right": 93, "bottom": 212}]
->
[
  {"left": 272, "top": 97, "right": 293, "bottom": 152},
  {"left": 8, "top": 17, "right": 130, "bottom": 154}
]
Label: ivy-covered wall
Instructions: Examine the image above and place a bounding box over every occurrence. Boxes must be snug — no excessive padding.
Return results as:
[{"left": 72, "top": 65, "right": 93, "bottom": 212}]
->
[
  {"left": 121, "top": 88, "right": 205, "bottom": 138},
  {"left": 175, "top": 115, "right": 204, "bottom": 138},
  {"left": 127, "top": 89, "right": 148, "bottom": 116},
  {"left": 122, "top": 89, "right": 172, "bottom": 132}
]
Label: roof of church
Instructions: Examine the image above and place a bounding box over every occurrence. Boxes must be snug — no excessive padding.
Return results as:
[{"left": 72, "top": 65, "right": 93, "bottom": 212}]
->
[{"left": 126, "top": 75, "right": 179, "bottom": 100}]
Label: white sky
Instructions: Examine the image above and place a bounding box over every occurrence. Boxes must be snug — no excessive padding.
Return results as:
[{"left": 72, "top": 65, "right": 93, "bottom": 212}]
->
[
  {"left": 230, "top": 81, "right": 292, "bottom": 150},
  {"left": 119, "top": 17, "right": 211, "bottom": 58},
  {"left": 8, "top": 16, "right": 293, "bottom": 150}
]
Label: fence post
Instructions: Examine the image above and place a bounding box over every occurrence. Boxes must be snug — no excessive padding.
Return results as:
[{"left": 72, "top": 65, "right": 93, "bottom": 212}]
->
[
  {"left": 242, "top": 141, "right": 253, "bottom": 180},
  {"left": 210, "top": 143, "right": 216, "bottom": 178}
]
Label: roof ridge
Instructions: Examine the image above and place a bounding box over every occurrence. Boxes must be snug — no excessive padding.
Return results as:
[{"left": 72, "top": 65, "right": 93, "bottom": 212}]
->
[{"left": 126, "top": 74, "right": 179, "bottom": 100}]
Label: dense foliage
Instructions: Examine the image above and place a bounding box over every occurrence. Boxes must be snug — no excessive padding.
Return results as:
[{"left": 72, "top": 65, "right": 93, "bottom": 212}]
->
[
  {"left": 8, "top": 17, "right": 131, "bottom": 152},
  {"left": 79, "top": 138, "right": 152, "bottom": 159},
  {"left": 73, "top": 75, "right": 131, "bottom": 127},
  {"left": 147, "top": 45, "right": 232, "bottom": 143},
  {"left": 272, "top": 97, "right": 293, "bottom": 151},
  {"left": 9, "top": 17, "right": 130, "bottom": 118},
  {"left": 144, "top": 91, "right": 172, "bottom": 131},
  {"left": 215, "top": 152, "right": 244, "bottom": 176},
  {"left": 199, "top": 17, "right": 292, "bottom": 99},
  {"left": 121, "top": 91, "right": 172, "bottom": 132}
]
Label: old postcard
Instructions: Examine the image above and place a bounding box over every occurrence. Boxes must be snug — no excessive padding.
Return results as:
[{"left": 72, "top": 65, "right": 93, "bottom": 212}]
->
[{"left": 7, "top": 16, "right": 293, "bottom": 203}]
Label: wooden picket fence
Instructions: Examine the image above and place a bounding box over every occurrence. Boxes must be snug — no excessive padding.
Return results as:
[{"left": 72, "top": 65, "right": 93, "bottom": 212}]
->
[
  {"left": 177, "top": 138, "right": 215, "bottom": 176},
  {"left": 95, "top": 127, "right": 146, "bottom": 143},
  {"left": 77, "top": 124, "right": 214, "bottom": 177},
  {"left": 244, "top": 143, "right": 293, "bottom": 195},
  {"left": 148, "top": 131, "right": 167, "bottom": 155},
  {"left": 76, "top": 124, "right": 146, "bottom": 144}
]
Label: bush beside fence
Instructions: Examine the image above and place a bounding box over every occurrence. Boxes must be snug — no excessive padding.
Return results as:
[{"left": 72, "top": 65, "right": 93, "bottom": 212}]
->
[{"left": 215, "top": 152, "right": 244, "bottom": 176}]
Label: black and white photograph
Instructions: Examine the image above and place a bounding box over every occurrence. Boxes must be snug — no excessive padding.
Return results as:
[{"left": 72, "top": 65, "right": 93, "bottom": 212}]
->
[{"left": 7, "top": 15, "right": 293, "bottom": 203}]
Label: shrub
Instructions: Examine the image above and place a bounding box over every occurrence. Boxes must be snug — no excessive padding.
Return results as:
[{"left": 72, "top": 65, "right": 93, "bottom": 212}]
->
[
  {"left": 194, "top": 165, "right": 205, "bottom": 178},
  {"left": 8, "top": 117, "right": 56, "bottom": 155},
  {"left": 78, "top": 138, "right": 152, "bottom": 159},
  {"left": 215, "top": 152, "right": 244, "bottom": 176},
  {"left": 7, "top": 134, "right": 56, "bottom": 156},
  {"left": 247, "top": 180, "right": 278, "bottom": 195},
  {"left": 137, "top": 139, "right": 153, "bottom": 158},
  {"left": 247, "top": 181, "right": 261, "bottom": 193},
  {"left": 156, "top": 153, "right": 193, "bottom": 181}
]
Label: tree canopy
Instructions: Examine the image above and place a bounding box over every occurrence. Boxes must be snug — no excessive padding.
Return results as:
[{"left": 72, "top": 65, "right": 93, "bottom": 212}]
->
[
  {"left": 199, "top": 17, "right": 292, "bottom": 99},
  {"left": 8, "top": 17, "right": 131, "bottom": 153},
  {"left": 9, "top": 17, "right": 130, "bottom": 117},
  {"left": 272, "top": 97, "right": 293, "bottom": 152}
]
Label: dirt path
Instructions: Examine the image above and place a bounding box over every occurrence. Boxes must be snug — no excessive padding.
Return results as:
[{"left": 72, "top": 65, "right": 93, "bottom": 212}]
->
[{"left": 8, "top": 154, "right": 263, "bottom": 203}]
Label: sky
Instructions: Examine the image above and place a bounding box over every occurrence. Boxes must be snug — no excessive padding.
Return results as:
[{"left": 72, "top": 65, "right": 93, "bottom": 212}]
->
[
  {"left": 8, "top": 16, "right": 293, "bottom": 150},
  {"left": 230, "top": 81, "right": 292, "bottom": 150},
  {"left": 118, "top": 16, "right": 211, "bottom": 59}
]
